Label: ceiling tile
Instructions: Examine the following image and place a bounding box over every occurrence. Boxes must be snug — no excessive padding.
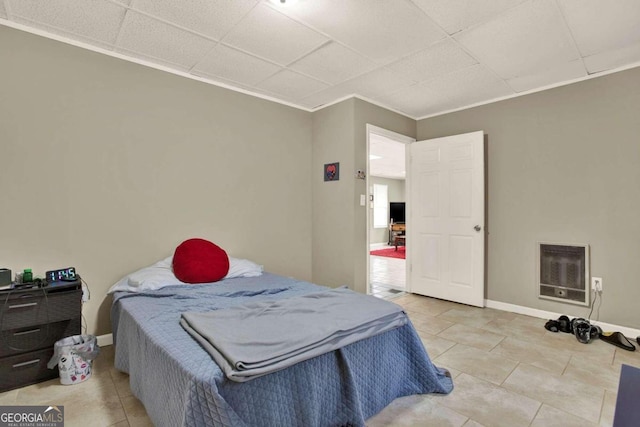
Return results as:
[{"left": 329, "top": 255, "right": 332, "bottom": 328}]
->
[
  {"left": 455, "top": 0, "right": 579, "bottom": 80},
  {"left": 297, "top": 85, "right": 355, "bottom": 110},
  {"left": 411, "top": 0, "right": 527, "bottom": 34},
  {"left": 507, "top": 59, "right": 586, "bottom": 92},
  {"left": 223, "top": 3, "right": 328, "bottom": 66},
  {"left": 130, "top": 0, "right": 258, "bottom": 41},
  {"left": 386, "top": 39, "right": 477, "bottom": 83},
  {"left": 370, "top": 135, "right": 406, "bottom": 179},
  {"left": 116, "top": 11, "right": 216, "bottom": 69},
  {"left": 347, "top": 67, "right": 417, "bottom": 99},
  {"left": 290, "top": 42, "right": 376, "bottom": 85},
  {"left": 559, "top": 0, "right": 640, "bottom": 57},
  {"left": 256, "top": 69, "right": 329, "bottom": 101},
  {"left": 279, "top": 0, "right": 446, "bottom": 64},
  {"left": 192, "top": 44, "right": 281, "bottom": 86},
  {"left": 381, "top": 64, "right": 514, "bottom": 117},
  {"left": 299, "top": 64, "right": 419, "bottom": 110},
  {"left": 374, "top": 83, "right": 432, "bottom": 117},
  {"left": 420, "top": 64, "right": 514, "bottom": 108},
  {"left": 7, "top": 0, "right": 126, "bottom": 45},
  {"left": 583, "top": 41, "right": 640, "bottom": 74}
]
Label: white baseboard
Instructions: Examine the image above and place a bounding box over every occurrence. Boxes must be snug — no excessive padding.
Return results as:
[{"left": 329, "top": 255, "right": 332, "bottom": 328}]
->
[
  {"left": 486, "top": 299, "right": 640, "bottom": 339},
  {"left": 97, "top": 333, "right": 113, "bottom": 347}
]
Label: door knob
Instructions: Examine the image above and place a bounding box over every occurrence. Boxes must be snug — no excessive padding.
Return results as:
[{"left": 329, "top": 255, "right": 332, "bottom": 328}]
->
[{"left": 474, "top": 225, "right": 482, "bottom": 232}]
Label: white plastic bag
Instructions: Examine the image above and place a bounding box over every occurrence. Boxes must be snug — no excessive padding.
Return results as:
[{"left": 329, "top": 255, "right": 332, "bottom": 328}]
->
[{"left": 47, "top": 335, "right": 100, "bottom": 385}]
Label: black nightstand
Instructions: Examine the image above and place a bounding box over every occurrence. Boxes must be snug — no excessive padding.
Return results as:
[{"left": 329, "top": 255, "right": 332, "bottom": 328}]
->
[{"left": 0, "top": 279, "right": 82, "bottom": 392}]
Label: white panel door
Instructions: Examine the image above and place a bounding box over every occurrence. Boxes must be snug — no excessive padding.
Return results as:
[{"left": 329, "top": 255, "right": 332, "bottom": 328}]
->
[{"left": 408, "top": 131, "right": 484, "bottom": 307}]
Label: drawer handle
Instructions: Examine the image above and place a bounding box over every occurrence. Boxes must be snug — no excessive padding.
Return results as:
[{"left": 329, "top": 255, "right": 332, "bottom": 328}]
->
[
  {"left": 8, "top": 302, "right": 38, "bottom": 309},
  {"left": 12, "top": 359, "right": 40, "bottom": 368},
  {"left": 13, "top": 328, "right": 41, "bottom": 336}
]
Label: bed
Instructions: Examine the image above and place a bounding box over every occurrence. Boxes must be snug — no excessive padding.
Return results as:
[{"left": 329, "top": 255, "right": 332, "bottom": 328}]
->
[{"left": 111, "top": 269, "right": 453, "bottom": 427}]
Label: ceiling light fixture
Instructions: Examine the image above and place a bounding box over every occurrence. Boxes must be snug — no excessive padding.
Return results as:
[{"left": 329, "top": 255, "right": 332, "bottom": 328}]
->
[{"left": 369, "top": 154, "right": 382, "bottom": 160}]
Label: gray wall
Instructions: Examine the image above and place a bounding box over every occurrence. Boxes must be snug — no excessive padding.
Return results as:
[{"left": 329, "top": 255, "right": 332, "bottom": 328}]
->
[
  {"left": 417, "top": 67, "right": 640, "bottom": 330},
  {"left": 0, "top": 26, "right": 313, "bottom": 335},
  {"left": 311, "top": 98, "right": 415, "bottom": 294},
  {"left": 311, "top": 99, "right": 356, "bottom": 289},
  {"left": 369, "top": 177, "right": 406, "bottom": 244}
]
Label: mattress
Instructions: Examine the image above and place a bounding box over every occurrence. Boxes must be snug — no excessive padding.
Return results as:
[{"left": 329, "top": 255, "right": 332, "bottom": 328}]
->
[{"left": 111, "top": 273, "right": 453, "bottom": 427}]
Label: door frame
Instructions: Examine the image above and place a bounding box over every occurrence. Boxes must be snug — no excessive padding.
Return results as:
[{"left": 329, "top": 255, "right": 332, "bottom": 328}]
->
[{"left": 365, "top": 124, "right": 415, "bottom": 296}]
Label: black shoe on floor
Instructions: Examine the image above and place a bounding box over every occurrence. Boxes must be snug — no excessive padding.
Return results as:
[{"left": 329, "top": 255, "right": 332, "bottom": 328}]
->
[
  {"left": 573, "top": 319, "right": 592, "bottom": 344},
  {"left": 545, "top": 319, "right": 559, "bottom": 332},
  {"left": 557, "top": 315, "right": 572, "bottom": 333},
  {"left": 600, "top": 332, "right": 636, "bottom": 351}
]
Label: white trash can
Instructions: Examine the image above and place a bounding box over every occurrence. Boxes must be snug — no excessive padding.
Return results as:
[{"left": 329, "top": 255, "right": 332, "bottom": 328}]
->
[{"left": 47, "top": 335, "right": 100, "bottom": 385}]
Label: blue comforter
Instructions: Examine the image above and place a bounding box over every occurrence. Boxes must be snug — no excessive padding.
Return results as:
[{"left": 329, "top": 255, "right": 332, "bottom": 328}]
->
[{"left": 112, "top": 273, "right": 453, "bottom": 427}]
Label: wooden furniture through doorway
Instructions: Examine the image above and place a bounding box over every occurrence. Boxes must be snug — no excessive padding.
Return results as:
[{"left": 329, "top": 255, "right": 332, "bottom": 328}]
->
[
  {"left": 394, "top": 235, "right": 406, "bottom": 250},
  {"left": 389, "top": 223, "right": 406, "bottom": 250}
]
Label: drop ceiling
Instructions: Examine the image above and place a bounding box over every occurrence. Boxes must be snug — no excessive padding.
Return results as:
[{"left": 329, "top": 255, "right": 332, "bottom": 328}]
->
[
  {"left": 1, "top": 0, "right": 640, "bottom": 118},
  {"left": 369, "top": 134, "right": 406, "bottom": 180}
]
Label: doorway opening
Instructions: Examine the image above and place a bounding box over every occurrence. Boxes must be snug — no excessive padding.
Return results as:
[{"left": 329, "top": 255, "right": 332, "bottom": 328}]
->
[{"left": 366, "top": 125, "right": 414, "bottom": 300}]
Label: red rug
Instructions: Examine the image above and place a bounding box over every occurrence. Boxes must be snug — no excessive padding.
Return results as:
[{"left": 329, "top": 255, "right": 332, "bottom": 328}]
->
[{"left": 370, "top": 247, "right": 405, "bottom": 260}]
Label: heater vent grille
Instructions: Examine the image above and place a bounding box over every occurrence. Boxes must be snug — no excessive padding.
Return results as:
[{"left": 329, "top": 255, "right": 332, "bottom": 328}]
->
[{"left": 538, "top": 243, "right": 589, "bottom": 306}]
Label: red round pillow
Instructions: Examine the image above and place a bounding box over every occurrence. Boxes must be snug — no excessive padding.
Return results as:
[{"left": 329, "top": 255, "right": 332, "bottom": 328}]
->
[{"left": 173, "top": 238, "right": 229, "bottom": 284}]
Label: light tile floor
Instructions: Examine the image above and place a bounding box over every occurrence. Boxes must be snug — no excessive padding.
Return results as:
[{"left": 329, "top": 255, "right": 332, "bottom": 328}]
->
[
  {"left": 0, "top": 344, "right": 149, "bottom": 427},
  {"left": 369, "top": 293, "right": 640, "bottom": 427},
  {"left": 2, "top": 294, "right": 639, "bottom": 426},
  {"left": 370, "top": 246, "right": 406, "bottom": 300}
]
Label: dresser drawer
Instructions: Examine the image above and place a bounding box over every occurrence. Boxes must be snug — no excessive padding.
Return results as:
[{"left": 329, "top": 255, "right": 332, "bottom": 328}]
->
[
  {"left": 0, "top": 348, "right": 58, "bottom": 392},
  {"left": 0, "top": 318, "right": 81, "bottom": 358},
  {"left": 1, "top": 289, "right": 81, "bottom": 330}
]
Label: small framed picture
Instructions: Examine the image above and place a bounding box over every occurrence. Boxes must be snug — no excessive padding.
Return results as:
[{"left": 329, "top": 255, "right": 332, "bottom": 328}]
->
[{"left": 324, "top": 162, "right": 340, "bottom": 182}]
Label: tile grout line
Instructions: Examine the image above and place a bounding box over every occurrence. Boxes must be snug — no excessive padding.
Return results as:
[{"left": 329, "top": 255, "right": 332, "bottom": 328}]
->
[
  {"left": 597, "top": 388, "right": 607, "bottom": 427},
  {"left": 499, "top": 360, "right": 521, "bottom": 387},
  {"left": 109, "top": 368, "right": 132, "bottom": 426},
  {"left": 526, "top": 394, "right": 543, "bottom": 427}
]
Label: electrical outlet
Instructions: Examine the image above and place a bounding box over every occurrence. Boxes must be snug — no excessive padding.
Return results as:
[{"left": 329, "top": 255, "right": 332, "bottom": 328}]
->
[{"left": 591, "top": 277, "right": 603, "bottom": 292}]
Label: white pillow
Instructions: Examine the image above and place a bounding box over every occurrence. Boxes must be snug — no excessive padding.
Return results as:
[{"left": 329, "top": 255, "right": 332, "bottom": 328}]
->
[
  {"left": 108, "top": 256, "right": 185, "bottom": 294},
  {"left": 107, "top": 255, "right": 263, "bottom": 293},
  {"left": 226, "top": 257, "right": 263, "bottom": 278}
]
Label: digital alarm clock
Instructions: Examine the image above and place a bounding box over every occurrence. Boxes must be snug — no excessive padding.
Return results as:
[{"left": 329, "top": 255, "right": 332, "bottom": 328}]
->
[{"left": 45, "top": 267, "right": 77, "bottom": 283}]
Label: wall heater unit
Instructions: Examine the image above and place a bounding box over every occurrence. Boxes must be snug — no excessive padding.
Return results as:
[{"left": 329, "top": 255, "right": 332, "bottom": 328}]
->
[{"left": 538, "top": 242, "right": 589, "bottom": 306}]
